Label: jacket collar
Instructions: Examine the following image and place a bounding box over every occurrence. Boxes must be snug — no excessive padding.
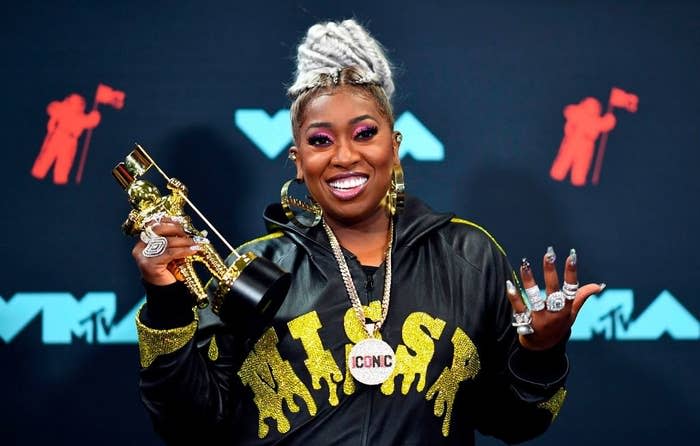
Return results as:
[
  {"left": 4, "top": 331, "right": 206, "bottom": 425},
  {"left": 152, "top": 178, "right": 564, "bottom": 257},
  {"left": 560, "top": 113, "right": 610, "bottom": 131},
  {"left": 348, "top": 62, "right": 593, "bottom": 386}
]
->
[{"left": 262, "top": 194, "right": 453, "bottom": 255}]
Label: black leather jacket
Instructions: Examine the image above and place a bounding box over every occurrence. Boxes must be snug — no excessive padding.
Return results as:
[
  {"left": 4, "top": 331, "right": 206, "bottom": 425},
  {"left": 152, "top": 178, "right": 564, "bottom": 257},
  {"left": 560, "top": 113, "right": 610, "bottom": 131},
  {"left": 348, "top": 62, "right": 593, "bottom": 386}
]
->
[{"left": 138, "top": 196, "right": 569, "bottom": 445}]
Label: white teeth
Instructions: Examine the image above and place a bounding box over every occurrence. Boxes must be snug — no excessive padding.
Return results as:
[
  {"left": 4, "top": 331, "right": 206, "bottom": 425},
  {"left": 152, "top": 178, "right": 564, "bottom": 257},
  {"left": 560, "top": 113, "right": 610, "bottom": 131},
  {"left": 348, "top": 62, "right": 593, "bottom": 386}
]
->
[{"left": 329, "top": 176, "right": 368, "bottom": 190}]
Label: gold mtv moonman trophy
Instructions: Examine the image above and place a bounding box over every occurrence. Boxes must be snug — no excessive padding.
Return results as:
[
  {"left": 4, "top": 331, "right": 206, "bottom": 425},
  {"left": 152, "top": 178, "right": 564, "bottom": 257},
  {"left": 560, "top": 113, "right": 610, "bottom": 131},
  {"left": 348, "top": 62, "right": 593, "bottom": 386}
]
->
[{"left": 113, "top": 144, "right": 291, "bottom": 332}]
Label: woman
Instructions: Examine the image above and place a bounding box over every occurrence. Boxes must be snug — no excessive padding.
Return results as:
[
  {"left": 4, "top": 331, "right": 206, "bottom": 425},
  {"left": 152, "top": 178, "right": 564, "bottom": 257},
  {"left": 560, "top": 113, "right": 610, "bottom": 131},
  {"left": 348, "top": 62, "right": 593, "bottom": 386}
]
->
[{"left": 133, "top": 19, "right": 603, "bottom": 445}]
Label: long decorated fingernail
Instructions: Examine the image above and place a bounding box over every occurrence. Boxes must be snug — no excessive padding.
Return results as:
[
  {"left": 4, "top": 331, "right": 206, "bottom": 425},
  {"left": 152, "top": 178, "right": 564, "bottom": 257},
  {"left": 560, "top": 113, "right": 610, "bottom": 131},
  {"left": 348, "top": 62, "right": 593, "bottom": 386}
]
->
[
  {"left": 190, "top": 245, "right": 202, "bottom": 251},
  {"left": 521, "top": 258, "right": 531, "bottom": 271},
  {"left": 506, "top": 280, "right": 517, "bottom": 295},
  {"left": 545, "top": 246, "right": 556, "bottom": 263},
  {"left": 599, "top": 283, "right": 606, "bottom": 292},
  {"left": 200, "top": 230, "right": 209, "bottom": 237},
  {"left": 192, "top": 236, "right": 210, "bottom": 244},
  {"left": 569, "top": 248, "right": 577, "bottom": 266}
]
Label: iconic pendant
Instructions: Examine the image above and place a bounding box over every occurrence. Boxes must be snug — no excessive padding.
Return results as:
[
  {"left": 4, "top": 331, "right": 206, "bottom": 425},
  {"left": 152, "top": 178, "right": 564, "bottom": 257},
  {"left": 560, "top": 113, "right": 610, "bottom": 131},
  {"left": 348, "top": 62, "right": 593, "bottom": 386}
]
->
[{"left": 348, "top": 338, "right": 396, "bottom": 385}]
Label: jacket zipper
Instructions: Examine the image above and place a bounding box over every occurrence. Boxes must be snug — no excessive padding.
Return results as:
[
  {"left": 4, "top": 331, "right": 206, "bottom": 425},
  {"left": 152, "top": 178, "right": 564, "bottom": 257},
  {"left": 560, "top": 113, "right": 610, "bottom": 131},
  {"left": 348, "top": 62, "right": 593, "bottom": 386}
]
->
[
  {"left": 360, "top": 267, "right": 375, "bottom": 445},
  {"left": 361, "top": 390, "right": 374, "bottom": 446}
]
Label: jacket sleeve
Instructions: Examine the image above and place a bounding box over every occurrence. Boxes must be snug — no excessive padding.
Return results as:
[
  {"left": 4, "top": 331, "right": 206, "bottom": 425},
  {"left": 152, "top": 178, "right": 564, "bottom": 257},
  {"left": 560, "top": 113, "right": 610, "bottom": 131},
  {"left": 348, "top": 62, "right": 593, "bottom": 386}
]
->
[
  {"left": 464, "top": 232, "right": 569, "bottom": 444},
  {"left": 137, "top": 280, "right": 243, "bottom": 444}
]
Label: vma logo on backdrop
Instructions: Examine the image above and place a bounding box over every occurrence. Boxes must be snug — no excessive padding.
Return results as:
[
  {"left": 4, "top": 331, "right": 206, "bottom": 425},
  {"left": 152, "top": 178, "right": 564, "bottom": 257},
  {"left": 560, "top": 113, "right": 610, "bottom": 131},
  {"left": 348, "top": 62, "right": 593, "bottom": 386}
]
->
[
  {"left": 550, "top": 87, "right": 638, "bottom": 187},
  {"left": 1, "top": 290, "right": 698, "bottom": 344},
  {"left": 30, "top": 83, "right": 125, "bottom": 185},
  {"left": 234, "top": 109, "right": 445, "bottom": 161}
]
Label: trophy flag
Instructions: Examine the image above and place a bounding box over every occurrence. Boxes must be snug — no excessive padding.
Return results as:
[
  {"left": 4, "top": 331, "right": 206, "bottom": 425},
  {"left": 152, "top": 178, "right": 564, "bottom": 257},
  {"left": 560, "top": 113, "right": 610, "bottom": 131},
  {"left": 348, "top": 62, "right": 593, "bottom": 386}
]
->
[
  {"left": 592, "top": 86, "right": 639, "bottom": 185},
  {"left": 609, "top": 87, "right": 639, "bottom": 113},
  {"left": 95, "top": 83, "right": 126, "bottom": 109},
  {"left": 75, "top": 83, "right": 126, "bottom": 184}
]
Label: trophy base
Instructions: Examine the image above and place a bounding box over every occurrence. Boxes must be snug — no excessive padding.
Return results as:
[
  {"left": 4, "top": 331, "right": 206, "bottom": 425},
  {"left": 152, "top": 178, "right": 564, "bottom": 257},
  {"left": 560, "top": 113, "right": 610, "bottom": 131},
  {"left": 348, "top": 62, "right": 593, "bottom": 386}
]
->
[{"left": 214, "top": 254, "right": 291, "bottom": 338}]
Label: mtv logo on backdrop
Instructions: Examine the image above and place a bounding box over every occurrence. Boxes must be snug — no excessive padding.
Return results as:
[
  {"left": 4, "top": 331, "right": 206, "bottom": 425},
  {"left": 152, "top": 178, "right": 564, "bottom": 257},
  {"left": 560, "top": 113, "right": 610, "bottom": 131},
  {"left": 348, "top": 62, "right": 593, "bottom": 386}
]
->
[
  {"left": 0, "top": 293, "right": 143, "bottom": 344},
  {"left": 571, "top": 289, "right": 699, "bottom": 340},
  {"left": 234, "top": 109, "right": 444, "bottom": 161},
  {"left": 1, "top": 289, "right": 697, "bottom": 345}
]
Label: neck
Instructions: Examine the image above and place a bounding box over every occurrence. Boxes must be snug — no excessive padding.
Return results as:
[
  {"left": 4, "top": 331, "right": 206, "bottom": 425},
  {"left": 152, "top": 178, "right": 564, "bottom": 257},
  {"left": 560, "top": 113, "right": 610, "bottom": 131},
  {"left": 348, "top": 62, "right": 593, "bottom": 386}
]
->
[{"left": 325, "top": 211, "right": 391, "bottom": 267}]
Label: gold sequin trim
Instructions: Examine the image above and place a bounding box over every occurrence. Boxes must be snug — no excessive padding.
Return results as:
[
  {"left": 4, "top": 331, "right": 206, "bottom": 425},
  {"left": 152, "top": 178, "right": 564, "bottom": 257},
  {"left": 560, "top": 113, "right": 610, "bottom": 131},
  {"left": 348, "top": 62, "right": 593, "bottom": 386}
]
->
[
  {"left": 426, "top": 327, "right": 481, "bottom": 437},
  {"left": 238, "top": 327, "right": 317, "bottom": 438},
  {"left": 381, "top": 312, "right": 446, "bottom": 396},
  {"left": 450, "top": 217, "right": 507, "bottom": 257},
  {"left": 288, "top": 311, "right": 343, "bottom": 406},
  {"left": 208, "top": 335, "right": 219, "bottom": 361},
  {"left": 537, "top": 387, "right": 567, "bottom": 420},
  {"left": 236, "top": 231, "right": 284, "bottom": 252},
  {"left": 135, "top": 306, "right": 198, "bottom": 368}
]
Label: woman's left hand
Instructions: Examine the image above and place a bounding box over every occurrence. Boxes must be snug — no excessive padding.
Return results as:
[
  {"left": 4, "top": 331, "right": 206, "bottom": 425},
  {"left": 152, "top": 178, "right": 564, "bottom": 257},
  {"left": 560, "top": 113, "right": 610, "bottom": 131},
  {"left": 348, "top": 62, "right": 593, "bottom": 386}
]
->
[{"left": 505, "top": 248, "right": 605, "bottom": 351}]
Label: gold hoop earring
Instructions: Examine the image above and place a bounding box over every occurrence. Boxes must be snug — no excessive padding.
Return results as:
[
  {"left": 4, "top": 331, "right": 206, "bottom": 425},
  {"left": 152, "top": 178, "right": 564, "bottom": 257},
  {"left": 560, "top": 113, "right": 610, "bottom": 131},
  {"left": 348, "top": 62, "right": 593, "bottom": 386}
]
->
[
  {"left": 280, "top": 178, "right": 322, "bottom": 227},
  {"left": 387, "top": 165, "right": 405, "bottom": 216}
]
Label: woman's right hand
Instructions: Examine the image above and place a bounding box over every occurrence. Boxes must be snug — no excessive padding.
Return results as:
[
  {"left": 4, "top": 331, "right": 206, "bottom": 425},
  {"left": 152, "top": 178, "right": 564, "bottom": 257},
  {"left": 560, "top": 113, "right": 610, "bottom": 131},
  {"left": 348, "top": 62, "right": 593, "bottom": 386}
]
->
[{"left": 132, "top": 220, "right": 202, "bottom": 286}]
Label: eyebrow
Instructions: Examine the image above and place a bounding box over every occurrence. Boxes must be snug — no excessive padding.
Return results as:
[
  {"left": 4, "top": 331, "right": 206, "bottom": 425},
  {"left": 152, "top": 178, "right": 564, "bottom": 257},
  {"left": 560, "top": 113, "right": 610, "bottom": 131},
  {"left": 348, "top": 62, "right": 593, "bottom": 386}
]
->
[{"left": 306, "top": 114, "right": 378, "bottom": 131}]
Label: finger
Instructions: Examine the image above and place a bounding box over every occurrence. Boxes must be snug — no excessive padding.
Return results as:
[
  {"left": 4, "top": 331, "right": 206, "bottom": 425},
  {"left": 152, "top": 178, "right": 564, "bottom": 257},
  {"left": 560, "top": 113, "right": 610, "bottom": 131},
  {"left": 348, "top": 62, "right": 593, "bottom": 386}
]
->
[
  {"left": 133, "top": 239, "right": 201, "bottom": 262},
  {"left": 505, "top": 280, "right": 527, "bottom": 313},
  {"left": 542, "top": 246, "right": 560, "bottom": 295},
  {"left": 520, "top": 258, "right": 544, "bottom": 311},
  {"left": 571, "top": 283, "right": 606, "bottom": 320},
  {"left": 150, "top": 222, "right": 189, "bottom": 238},
  {"left": 561, "top": 248, "right": 578, "bottom": 309},
  {"left": 163, "top": 245, "right": 204, "bottom": 260},
  {"left": 563, "top": 248, "right": 578, "bottom": 286},
  {"left": 520, "top": 258, "right": 537, "bottom": 288}
]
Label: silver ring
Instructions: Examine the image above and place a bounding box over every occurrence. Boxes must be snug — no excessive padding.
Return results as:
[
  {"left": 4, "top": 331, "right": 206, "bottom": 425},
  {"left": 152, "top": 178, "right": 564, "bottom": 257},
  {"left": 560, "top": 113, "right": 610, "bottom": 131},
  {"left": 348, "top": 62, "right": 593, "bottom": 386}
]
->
[
  {"left": 142, "top": 236, "right": 168, "bottom": 257},
  {"left": 562, "top": 281, "right": 579, "bottom": 300},
  {"left": 546, "top": 291, "right": 566, "bottom": 312},
  {"left": 525, "top": 285, "right": 545, "bottom": 311},
  {"left": 512, "top": 310, "right": 532, "bottom": 327},
  {"left": 140, "top": 225, "right": 158, "bottom": 243},
  {"left": 517, "top": 325, "right": 534, "bottom": 335},
  {"left": 143, "top": 211, "right": 167, "bottom": 226},
  {"left": 140, "top": 230, "right": 152, "bottom": 244}
]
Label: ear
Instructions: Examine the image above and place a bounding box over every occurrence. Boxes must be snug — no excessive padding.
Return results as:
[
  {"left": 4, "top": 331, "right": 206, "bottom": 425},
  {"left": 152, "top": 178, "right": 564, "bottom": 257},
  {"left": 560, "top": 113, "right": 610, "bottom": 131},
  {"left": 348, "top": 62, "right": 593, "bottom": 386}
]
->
[
  {"left": 288, "top": 146, "right": 303, "bottom": 180},
  {"left": 392, "top": 131, "right": 402, "bottom": 164}
]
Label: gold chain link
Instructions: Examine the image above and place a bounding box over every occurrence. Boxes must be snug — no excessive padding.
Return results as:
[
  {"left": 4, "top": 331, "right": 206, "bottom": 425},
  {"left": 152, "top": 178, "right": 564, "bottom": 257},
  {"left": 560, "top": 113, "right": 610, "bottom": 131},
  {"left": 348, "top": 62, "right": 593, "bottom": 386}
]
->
[{"left": 322, "top": 219, "right": 394, "bottom": 339}]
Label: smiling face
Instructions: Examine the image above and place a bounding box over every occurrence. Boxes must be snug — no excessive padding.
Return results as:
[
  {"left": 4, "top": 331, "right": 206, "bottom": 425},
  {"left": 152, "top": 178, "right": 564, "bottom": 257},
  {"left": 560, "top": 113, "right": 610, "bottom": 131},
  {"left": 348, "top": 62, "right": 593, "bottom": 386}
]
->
[{"left": 290, "top": 86, "right": 400, "bottom": 228}]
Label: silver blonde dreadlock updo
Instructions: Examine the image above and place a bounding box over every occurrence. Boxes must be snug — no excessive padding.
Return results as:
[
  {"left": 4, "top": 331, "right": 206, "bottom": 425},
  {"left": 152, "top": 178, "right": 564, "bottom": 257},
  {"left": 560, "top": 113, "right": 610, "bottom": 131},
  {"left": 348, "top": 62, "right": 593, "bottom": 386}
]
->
[{"left": 288, "top": 19, "right": 396, "bottom": 143}]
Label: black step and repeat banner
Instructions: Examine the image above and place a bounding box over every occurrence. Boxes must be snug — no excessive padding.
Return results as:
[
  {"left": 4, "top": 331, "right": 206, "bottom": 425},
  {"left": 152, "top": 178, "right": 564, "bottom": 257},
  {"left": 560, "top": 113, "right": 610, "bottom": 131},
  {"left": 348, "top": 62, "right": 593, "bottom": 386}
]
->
[{"left": 2, "top": 1, "right": 698, "bottom": 444}]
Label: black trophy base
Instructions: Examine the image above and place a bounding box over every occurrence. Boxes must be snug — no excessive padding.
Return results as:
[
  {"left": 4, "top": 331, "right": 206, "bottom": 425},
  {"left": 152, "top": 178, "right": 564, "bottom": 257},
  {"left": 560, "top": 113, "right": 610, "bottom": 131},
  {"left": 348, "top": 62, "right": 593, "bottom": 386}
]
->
[{"left": 216, "top": 256, "right": 291, "bottom": 339}]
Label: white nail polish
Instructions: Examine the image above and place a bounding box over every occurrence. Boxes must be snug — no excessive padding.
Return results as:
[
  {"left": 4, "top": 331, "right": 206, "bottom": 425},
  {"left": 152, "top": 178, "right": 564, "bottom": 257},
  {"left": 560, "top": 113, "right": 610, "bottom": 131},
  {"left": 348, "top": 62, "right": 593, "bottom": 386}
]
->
[
  {"left": 569, "top": 248, "right": 577, "bottom": 266},
  {"left": 506, "top": 280, "right": 516, "bottom": 294},
  {"left": 190, "top": 245, "right": 202, "bottom": 251},
  {"left": 192, "top": 236, "right": 210, "bottom": 244},
  {"left": 546, "top": 246, "right": 556, "bottom": 263},
  {"left": 599, "top": 283, "right": 606, "bottom": 292}
]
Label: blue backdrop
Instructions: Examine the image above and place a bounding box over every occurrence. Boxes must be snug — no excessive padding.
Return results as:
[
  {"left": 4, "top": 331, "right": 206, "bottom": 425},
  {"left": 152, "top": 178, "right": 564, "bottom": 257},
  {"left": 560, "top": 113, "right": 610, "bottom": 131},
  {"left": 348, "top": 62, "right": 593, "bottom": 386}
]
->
[{"left": 2, "top": 1, "right": 698, "bottom": 444}]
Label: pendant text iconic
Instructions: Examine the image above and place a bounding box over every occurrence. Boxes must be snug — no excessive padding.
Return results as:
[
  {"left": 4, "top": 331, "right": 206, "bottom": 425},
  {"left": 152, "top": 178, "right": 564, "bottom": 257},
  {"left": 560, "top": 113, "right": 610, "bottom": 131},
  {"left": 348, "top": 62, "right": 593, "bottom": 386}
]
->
[{"left": 348, "top": 338, "right": 396, "bottom": 385}]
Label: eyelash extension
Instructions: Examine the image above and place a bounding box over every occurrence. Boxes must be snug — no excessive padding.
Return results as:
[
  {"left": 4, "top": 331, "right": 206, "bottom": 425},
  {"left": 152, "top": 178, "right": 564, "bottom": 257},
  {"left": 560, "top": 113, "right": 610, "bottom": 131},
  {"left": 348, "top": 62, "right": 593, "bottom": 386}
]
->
[
  {"left": 308, "top": 132, "right": 334, "bottom": 146},
  {"left": 353, "top": 125, "right": 378, "bottom": 139}
]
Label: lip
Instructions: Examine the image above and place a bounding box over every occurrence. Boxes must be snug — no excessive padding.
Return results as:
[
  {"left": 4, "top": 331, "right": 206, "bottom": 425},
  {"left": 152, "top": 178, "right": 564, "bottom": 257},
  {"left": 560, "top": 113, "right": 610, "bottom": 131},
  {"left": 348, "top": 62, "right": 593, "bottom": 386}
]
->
[{"left": 326, "top": 172, "right": 369, "bottom": 201}]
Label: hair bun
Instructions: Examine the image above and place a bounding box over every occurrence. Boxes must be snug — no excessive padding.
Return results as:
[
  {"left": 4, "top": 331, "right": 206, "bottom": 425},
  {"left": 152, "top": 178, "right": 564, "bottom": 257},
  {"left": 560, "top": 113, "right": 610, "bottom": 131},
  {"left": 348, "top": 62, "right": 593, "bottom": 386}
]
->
[{"left": 288, "top": 19, "right": 394, "bottom": 99}]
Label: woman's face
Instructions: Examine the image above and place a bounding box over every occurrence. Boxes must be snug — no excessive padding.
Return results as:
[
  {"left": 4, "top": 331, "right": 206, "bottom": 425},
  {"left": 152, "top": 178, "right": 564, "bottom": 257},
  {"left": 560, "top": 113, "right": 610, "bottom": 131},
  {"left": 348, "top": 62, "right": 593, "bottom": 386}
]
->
[{"left": 291, "top": 86, "right": 399, "bottom": 227}]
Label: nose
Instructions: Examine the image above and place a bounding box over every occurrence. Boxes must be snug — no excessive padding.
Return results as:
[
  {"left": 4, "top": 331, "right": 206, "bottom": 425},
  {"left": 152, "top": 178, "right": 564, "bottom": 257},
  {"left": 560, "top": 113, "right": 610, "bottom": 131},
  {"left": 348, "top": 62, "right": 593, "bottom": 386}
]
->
[{"left": 331, "top": 137, "right": 361, "bottom": 167}]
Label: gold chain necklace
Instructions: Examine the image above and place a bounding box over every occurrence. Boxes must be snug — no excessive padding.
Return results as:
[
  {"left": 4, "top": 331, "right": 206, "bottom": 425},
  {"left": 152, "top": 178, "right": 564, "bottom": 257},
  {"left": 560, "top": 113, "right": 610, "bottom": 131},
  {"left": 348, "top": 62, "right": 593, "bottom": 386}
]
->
[
  {"left": 322, "top": 218, "right": 397, "bottom": 386},
  {"left": 322, "top": 219, "right": 394, "bottom": 338}
]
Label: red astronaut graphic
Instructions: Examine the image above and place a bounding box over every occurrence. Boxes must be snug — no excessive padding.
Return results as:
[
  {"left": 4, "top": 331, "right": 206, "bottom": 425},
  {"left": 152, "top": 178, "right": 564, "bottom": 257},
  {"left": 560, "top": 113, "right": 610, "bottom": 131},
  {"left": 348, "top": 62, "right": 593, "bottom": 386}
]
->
[
  {"left": 550, "top": 87, "right": 638, "bottom": 186},
  {"left": 31, "top": 83, "right": 125, "bottom": 185}
]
